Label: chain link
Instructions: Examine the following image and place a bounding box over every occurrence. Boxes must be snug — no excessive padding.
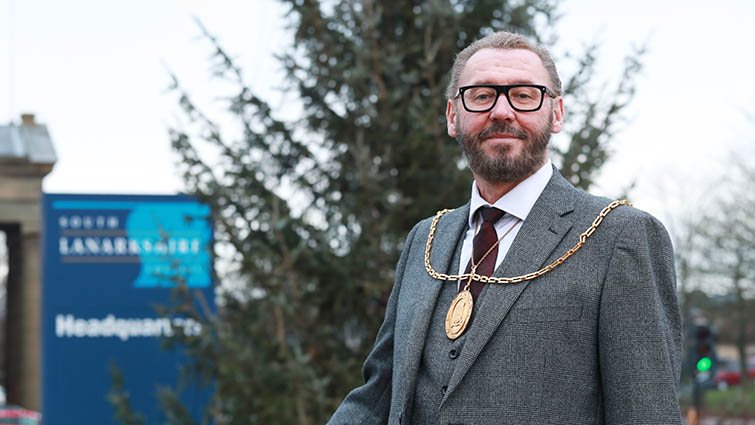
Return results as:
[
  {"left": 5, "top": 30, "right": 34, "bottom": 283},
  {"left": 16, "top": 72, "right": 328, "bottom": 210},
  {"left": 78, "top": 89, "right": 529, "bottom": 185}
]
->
[{"left": 424, "top": 200, "right": 631, "bottom": 284}]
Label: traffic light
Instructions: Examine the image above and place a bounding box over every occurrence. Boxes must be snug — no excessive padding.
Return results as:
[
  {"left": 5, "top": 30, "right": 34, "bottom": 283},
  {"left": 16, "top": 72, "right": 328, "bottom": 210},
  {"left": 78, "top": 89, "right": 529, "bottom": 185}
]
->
[{"left": 694, "top": 324, "right": 716, "bottom": 373}]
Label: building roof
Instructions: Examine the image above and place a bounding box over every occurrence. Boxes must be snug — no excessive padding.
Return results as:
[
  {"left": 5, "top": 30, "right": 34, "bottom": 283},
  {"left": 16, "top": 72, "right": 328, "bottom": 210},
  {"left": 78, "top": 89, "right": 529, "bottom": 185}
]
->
[{"left": 0, "top": 114, "right": 57, "bottom": 165}]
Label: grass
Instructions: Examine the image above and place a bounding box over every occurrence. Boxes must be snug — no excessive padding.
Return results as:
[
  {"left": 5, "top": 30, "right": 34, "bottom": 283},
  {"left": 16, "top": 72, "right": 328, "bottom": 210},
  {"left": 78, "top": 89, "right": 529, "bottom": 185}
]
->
[
  {"left": 704, "top": 385, "right": 755, "bottom": 417},
  {"left": 680, "top": 385, "right": 755, "bottom": 418}
]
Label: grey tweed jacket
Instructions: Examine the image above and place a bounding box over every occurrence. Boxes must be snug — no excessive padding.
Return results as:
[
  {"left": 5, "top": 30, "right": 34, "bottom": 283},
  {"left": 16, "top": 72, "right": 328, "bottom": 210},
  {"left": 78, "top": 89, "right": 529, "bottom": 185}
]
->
[{"left": 328, "top": 169, "right": 682, "bottom": 425}]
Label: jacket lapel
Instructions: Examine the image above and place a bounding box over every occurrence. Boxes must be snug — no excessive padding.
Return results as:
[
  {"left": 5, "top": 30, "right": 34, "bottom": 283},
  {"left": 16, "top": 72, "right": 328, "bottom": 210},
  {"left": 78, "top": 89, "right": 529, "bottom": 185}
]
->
[
  {"left": 398, "top": 203, "right": 470, "bottom": 411},
  {"left": 443, "top": 170, "right": 577, "bottom": 400}
]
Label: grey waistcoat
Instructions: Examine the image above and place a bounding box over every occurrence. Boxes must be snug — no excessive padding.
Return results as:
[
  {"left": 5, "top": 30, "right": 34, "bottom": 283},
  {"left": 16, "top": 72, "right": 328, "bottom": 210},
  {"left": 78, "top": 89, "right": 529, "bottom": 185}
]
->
[{"left": 410, "top": 236, "right": 489, "bottom": 424}]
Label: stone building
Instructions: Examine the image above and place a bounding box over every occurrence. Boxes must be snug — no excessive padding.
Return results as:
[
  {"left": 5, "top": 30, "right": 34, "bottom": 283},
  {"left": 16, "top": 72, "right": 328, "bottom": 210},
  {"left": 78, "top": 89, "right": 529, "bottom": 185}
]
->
[{"left": 0, "top": 113, "right": 56, "bottom": 410}]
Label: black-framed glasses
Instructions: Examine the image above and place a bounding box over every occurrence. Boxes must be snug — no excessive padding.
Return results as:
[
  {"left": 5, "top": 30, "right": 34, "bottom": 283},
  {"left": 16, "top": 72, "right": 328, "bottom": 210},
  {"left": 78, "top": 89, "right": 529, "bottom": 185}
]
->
[{"left": 456, "top": 84, "right": 556, "bottom": 113}]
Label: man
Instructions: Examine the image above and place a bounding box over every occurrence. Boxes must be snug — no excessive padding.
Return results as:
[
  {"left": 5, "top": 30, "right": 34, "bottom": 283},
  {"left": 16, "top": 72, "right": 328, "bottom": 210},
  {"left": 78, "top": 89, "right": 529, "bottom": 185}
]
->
[{"left": 328, "top": 31, "right": 682, "bottom": 425}]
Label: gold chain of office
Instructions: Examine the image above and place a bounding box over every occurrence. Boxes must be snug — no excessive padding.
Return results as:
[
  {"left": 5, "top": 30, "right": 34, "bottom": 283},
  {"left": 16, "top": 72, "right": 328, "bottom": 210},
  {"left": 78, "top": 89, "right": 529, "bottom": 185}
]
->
[{"left": 424, "top": 200, "right": 632, "bottom": 284}]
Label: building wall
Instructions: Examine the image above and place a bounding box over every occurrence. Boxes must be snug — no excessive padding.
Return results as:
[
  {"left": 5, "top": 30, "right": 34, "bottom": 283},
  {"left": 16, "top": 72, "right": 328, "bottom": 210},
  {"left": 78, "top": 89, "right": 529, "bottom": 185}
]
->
[{"left": 0, "top": 169, "right": 49, "bottom": 411}]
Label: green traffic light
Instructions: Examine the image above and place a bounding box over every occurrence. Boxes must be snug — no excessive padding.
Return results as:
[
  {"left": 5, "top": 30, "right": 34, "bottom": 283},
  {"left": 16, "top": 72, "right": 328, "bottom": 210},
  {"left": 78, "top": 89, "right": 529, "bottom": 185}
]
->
[{"left": 697, "top": 357, "right": 712, "bottom": 372}]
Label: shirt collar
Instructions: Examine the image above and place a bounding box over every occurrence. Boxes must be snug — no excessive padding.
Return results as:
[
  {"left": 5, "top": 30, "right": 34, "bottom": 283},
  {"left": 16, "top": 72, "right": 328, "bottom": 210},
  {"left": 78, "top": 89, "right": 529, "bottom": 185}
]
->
[{"left": 468, "top": 158, "right": 553, "bottom": 227}]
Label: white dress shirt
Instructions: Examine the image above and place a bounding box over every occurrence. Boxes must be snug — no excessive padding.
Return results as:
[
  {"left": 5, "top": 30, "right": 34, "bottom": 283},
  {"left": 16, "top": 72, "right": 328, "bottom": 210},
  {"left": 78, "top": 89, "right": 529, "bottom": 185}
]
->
[{"left": 457, "top": 159, "right": 553, "bottom": 277}]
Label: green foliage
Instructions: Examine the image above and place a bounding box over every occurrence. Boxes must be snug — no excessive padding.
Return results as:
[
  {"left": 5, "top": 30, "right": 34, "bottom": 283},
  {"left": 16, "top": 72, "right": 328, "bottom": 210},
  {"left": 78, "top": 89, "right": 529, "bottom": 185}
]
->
[
  {"left": 679, "top": 385, "right": 755, "bottom": 417},
  {"left": 157, "top": 386, "right": 201, "bottom": 425},
  {"left": 115, "top": 2, "right": 646, "bottom": 424},
  {"left": 556, "top": 40, "right": 645, "bottom": 189},
  {"left": 704, "top": 386, "right": 755, "bottom": 416},
  {"left": 107, "top": 363, "right": 147, "bottom": 425}
]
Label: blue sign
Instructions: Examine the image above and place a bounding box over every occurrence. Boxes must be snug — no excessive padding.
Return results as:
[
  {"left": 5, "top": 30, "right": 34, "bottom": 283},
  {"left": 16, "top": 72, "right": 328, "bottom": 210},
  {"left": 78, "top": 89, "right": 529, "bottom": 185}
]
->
[{"left": 41, "top": 194, "right": 214, "bottom": 425}]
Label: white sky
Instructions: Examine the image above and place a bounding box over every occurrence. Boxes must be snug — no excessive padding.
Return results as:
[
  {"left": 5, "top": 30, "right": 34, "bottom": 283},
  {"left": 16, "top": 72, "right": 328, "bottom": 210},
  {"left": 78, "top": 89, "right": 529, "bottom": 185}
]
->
[{"left": 2, "top": 0, "right": 754, "bottom": 235}]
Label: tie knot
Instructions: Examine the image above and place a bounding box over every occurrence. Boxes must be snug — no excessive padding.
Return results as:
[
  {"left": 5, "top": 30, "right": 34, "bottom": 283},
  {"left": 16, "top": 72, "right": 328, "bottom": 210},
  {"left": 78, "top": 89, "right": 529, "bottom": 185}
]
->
[{"left": 478, "top": 206, "right": 505, "bottom": 224}]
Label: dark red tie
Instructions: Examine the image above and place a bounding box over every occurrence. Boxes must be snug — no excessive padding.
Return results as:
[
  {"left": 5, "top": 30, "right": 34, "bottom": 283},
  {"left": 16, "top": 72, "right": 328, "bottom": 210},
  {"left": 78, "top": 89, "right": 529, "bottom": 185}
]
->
[{"left": 463, "top": 207, "right": 505, "bottom": 301}]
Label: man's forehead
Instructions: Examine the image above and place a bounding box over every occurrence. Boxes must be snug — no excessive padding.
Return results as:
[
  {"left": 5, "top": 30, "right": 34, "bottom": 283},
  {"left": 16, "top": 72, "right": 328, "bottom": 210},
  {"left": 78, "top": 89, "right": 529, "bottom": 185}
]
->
[{"left": 460, "top": 48, "right": 548, "bottom": 84}]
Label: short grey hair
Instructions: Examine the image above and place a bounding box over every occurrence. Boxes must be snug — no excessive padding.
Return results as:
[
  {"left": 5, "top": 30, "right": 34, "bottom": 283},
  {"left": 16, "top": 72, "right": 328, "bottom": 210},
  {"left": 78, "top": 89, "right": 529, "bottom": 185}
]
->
[{"left": 445, "top": 31, "right": 562, "bottom": 99}]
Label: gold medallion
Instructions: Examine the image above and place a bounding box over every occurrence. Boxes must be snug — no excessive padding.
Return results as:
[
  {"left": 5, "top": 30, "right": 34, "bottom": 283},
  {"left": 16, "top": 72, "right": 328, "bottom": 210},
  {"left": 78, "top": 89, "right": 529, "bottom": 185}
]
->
[{"left": 445, "top": 289, "right": 474, "bottom": 339}]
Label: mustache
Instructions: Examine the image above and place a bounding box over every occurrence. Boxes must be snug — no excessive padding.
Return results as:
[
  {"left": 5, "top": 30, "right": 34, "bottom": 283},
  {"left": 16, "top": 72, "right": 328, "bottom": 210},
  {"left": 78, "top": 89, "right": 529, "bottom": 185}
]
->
[{"left": 477, "top": 122, "right": 528, "bottom": 141}]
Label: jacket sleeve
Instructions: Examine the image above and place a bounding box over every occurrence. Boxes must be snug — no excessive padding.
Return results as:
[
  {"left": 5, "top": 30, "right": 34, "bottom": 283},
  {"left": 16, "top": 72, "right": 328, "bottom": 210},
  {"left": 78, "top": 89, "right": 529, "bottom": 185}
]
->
[
  {"left": 327, "top": 222, "right": 420, "bottom": 425},
  {"left": 598, "top": 211, "right": 683, "bottom": 425}
]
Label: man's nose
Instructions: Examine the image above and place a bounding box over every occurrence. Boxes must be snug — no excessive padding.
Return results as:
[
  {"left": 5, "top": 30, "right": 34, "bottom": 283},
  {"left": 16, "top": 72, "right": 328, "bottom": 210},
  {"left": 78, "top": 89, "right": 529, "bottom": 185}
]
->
[{"left": 489, "top": 93, "right": 516, "bottom": 121}]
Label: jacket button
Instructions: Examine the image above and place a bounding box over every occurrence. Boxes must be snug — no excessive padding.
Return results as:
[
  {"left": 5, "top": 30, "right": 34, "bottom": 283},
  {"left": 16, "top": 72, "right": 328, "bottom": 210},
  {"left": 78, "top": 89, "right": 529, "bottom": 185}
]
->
[
  {"left": 449, "top": 349, "right": 458, "bottom": 359},
  {"left": 441, "top": 385, "right": 448, "bottom": 393}
]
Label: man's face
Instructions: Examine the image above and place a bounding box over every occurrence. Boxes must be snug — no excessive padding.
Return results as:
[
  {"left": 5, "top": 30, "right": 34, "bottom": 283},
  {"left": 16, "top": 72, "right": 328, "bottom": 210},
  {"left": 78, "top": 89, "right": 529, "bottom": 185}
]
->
[{"left": 446, "top": 48, "right": 564, "bottom": 184}]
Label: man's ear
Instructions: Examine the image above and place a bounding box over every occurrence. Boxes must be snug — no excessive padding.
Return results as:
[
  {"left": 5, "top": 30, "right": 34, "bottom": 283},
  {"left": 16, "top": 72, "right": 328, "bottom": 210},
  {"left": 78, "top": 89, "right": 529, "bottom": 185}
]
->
[
  {"left": 551, "top": 96, "right": 564, "bottom": 134},
  {"left": 446, "top": 99, "right": 457, "bottom": 137}
]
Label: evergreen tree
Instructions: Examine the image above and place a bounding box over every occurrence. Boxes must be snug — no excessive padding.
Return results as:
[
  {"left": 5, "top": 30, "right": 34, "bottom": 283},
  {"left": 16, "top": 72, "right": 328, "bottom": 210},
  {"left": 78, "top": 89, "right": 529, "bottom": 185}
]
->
[{"left": 130, "top": 2, "right": 645, "bottom": 424}]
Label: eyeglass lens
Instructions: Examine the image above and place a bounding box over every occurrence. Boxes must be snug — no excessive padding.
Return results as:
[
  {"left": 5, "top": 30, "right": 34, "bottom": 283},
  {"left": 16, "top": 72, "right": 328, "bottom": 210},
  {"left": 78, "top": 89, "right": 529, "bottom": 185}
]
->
[{"left": 462, "top": 86, "right": 543, "bottom": 112}]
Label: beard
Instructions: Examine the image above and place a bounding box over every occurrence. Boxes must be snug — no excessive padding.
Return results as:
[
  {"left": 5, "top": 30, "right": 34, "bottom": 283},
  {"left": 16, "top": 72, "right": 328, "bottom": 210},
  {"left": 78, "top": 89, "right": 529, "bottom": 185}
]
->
[{"left": 456, "top": 112, "right": 552, "bottom": 183}]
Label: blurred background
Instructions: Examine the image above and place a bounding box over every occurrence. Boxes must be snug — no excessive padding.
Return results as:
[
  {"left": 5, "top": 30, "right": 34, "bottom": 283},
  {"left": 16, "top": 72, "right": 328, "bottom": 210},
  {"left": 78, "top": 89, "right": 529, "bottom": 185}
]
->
[{"left": 1, "top": 0, "right": 754, "bottom": 424}]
